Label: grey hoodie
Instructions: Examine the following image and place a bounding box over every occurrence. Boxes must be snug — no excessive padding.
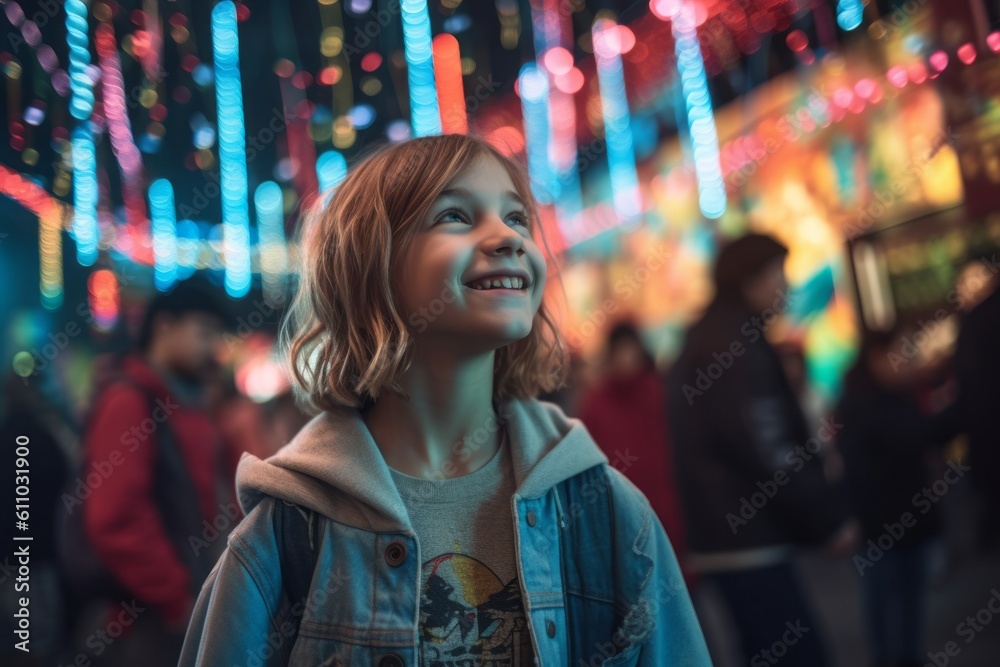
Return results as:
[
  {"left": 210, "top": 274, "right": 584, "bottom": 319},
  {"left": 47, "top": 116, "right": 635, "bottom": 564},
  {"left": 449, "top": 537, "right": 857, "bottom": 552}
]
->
[
  {"left": 180, "top": 397, "right": 713, "bottom": 666},
  {"left": 237, "top": 397, "right": 609, "bottom": 533}
]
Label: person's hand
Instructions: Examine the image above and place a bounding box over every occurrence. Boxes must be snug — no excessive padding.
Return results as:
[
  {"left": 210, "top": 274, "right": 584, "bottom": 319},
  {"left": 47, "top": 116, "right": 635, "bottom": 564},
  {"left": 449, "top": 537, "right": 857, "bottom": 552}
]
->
[{"left": 825, "top": 519, "right": 861, "bottom": 559}]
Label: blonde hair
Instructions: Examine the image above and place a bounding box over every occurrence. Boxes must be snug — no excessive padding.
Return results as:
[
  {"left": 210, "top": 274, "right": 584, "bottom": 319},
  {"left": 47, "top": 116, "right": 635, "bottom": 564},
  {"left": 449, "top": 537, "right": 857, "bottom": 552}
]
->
[{"left": 281, "top": 134, "right": 567, "bottom": 413}]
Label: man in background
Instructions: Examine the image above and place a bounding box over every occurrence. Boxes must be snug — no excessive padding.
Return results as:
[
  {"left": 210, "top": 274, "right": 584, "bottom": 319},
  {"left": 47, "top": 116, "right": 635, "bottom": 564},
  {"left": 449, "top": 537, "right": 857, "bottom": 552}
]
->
[
  {"left": 670, "top": 233, "right": 857, "bottom": 667},
  {"left": 78, "top": 277, "right": 231, "bottom": 665},
  {"left": 954, "top": 258, "right": 1000, "bottom": 551}
]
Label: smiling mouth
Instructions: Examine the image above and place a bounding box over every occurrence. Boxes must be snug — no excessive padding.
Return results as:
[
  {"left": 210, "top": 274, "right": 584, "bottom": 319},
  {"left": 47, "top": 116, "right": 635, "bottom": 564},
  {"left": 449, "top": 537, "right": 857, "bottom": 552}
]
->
[{"left": 464, "top": 276, "right": 528, "bottom": 290}]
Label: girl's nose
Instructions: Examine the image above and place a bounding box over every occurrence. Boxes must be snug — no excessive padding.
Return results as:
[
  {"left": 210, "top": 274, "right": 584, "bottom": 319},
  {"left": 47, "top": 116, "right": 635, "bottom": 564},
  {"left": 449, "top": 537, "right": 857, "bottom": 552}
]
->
[
  {"left": 490, "top": 236, "right": 526, "bottom": 257},
  {"left": 485, "top": 219, "right": 526, "bottom": 257}
]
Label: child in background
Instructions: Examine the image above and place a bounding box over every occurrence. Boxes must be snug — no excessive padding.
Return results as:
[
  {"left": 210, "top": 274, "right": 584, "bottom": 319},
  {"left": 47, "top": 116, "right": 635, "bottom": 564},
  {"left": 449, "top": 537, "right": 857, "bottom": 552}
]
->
[{"left": 180, "top": 134, "right": 711, "bottom": 665}]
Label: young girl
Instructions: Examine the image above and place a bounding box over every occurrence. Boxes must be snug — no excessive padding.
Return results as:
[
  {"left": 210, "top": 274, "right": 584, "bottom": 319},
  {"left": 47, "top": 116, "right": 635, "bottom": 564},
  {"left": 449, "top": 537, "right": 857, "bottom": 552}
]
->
[{"left": 180, "top": 134, "right": 711, "bottom": 666}]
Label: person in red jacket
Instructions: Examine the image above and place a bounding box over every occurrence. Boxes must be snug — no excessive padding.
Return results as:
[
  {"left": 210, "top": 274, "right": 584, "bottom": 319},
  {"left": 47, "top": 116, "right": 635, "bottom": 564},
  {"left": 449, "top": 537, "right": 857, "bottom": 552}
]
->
[
  {"left": 80, "top": 278, "right": 231, "bottom": 665},
  {"left": 576, "top": 322, "right": 688, "bottom": 563}
]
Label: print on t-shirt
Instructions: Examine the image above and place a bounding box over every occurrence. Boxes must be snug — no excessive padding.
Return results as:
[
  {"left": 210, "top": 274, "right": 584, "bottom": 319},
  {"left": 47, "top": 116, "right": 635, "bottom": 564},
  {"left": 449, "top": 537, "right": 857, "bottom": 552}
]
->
[{"left": 419, "top": 553, "right": 533, "bottom": 666}]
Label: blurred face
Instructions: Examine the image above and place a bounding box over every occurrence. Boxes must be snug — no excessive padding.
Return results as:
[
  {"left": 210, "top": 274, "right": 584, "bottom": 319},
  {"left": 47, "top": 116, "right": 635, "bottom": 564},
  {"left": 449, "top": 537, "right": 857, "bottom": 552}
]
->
[
  {"left": 610, "top": 337, "right": 646, "bottom": 377},
  {"left": 742, "top": 258, "right": 788, "bottom": 313},
  {"left": 398, "top": 157, "right": 546, "bottom": 350},
  {"left": 869, "top": 333, "right": 917, "bottom": 387},
  {"left": 158, "top": 312, "right": 223, "bottom": 381}
]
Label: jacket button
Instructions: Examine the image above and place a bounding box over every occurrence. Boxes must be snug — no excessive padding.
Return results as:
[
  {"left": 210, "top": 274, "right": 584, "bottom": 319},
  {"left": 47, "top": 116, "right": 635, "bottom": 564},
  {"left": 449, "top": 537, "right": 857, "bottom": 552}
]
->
[
  {"left": 546, "top": 619, "right": 557, "bottom": 637},
  {"left": 384, "top": 541, "right": 407, "bottom": 567},
  {"left": 378, "top": 655, "right": 404, "bottom": 667},
  {"left": 526, "top": 510, "right": 538, "bottom": 527}
]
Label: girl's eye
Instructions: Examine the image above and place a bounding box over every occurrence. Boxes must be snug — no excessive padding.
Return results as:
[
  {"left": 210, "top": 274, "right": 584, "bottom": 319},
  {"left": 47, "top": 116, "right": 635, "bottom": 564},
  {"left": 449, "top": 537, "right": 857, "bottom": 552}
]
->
[
  {"left": 508, "top": 211, "right": 530, "bottom": 227},
  {"left": 435, "top": 208, "right": 530, "bottom": 227},
  {"left": 437, "top": 209, "right": 469, "bottom": 224}
]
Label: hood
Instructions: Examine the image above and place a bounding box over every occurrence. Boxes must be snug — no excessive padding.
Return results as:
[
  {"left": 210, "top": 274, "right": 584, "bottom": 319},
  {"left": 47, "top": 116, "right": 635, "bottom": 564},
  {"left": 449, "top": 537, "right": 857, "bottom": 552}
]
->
[
  {"left": 236, "top": 397, "right": 609, "bottom": 533},
  {"left": 117, "top": 354, "right": 207, "bottom": 407},
  {"left": 120, "top": 355, "right": 170, "bottom": 397},
  {"left": 603, "top": 368, "right": 661, "bottom": 396}
]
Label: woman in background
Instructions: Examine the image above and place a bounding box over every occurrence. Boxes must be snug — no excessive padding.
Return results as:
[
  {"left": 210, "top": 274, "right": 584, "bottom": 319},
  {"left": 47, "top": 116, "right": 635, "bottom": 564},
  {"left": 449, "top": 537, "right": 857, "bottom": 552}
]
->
[{"left": 837, "top": 328, "right": 958, "bottom": 667}]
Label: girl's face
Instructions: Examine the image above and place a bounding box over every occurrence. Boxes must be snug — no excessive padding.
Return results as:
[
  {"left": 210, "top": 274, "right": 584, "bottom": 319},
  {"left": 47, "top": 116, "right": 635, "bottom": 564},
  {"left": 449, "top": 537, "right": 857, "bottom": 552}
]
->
[{"left": 398, "top": 156, "right": 546, "bottom": 349}]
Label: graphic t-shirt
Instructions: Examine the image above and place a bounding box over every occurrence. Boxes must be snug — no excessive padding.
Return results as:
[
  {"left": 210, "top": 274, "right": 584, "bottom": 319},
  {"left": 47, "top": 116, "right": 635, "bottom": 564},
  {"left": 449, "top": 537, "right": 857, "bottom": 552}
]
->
[{"left": 389, "top": 427, "right": 535, "bottom": 666}]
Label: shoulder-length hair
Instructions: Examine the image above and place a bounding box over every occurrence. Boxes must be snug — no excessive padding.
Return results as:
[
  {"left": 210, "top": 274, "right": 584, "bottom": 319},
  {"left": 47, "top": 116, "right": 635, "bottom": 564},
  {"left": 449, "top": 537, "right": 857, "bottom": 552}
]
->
[{"left": 281, "top": 134, "right": 567, "bottom": 414}]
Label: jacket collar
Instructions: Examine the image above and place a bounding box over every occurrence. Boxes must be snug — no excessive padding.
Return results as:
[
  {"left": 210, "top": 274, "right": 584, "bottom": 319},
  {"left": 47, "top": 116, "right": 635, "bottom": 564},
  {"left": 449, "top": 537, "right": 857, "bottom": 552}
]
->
[{"left": 236, "top": 397, "right": 608, "bottom": 533}]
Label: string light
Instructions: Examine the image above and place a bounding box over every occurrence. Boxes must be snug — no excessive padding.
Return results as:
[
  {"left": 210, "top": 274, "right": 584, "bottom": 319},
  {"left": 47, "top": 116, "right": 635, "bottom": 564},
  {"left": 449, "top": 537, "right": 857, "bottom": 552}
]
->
[
  {"left": 254, "top": 181, "right": 289, "bottom": 307},
  {"left": 433, "top": 34, "right": 467, "bottom": 134},
  {"left": 96, "top": 21, "right": 148, "bottom": 229},
  {"left": 212, "top": 1, "right": 251, "bottom": 298},
  {"left": 836, "top": 0, "right": 864, "bottom": 31},
  {"left": 518, "top": 63, "right": 558, "bottom": 206},
  {"left": 593, "top": 18, "right": 642, "bottom": 223},
  {"left": 316, "top": 150, "right": 347, "bottom": 196},
  {"left": 70, "top": 126, "right": 99, "bottom": 266},
  {"left": 0, "top": 165, "right": 65, "bottom": 308},
  {"left": 39, "top": 209, "right": 63, "bottom": 310},
  {"left": 667, "top": 4, "right": 726, "bottom": 219},
  {"left": 149, "top": 179, "right": 179, "bottom": 292},
  {"left": 88, "top": 269, "right": 120, "bottom": 331},
  {"left": 401, "top": 0, "right": 442, "bottom": 137},
  {"left": 4, "top": 0, "right": 70, "bottom": 95},
  {"left": 957, "top": 43, "right": 977, "bottom": 65},
  {"left": 65, "top": 0, "right": 94, "bottom": 119},
  {"left": 532, "top": 0, "right": 582, "bottom": 231}
]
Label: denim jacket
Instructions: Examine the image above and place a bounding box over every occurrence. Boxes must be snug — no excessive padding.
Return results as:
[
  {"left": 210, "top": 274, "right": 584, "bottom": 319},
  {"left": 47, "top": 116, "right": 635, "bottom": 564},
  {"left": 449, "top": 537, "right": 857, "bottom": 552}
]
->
[{"left": 180, "top": 398, "right": 712, "bottom": 666}]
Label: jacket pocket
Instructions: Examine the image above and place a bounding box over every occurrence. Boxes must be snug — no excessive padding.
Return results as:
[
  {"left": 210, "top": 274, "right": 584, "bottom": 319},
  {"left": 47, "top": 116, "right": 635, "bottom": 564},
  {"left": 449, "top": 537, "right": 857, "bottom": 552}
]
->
[
  {"left": 288, "top": 635, "right": 355, "bottom": 666},
  {"left": 290, "top": 634, "right": 412, "bottom": 667},
  {"left": 601, "top": 642, "right": 640, "bottom": 666}
]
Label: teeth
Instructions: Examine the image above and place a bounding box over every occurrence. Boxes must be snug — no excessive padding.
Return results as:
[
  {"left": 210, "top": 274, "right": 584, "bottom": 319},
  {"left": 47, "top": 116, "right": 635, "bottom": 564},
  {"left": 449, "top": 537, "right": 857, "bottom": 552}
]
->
[{"left": 467, "top": 276, "right": 527, "bottom": 290}]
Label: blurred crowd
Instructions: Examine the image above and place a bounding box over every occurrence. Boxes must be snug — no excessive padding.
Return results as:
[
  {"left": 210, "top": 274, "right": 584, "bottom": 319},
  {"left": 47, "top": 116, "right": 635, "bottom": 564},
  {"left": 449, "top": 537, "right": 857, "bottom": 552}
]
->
[
  {"left": 0, "top": 278, "right": 309, "bottom": 667},
  {"left": 559, "top": 234, "right": 999, "bottom": 667},
  {"left": 1, "top": 233, "right": 998, "bottom": 667}
]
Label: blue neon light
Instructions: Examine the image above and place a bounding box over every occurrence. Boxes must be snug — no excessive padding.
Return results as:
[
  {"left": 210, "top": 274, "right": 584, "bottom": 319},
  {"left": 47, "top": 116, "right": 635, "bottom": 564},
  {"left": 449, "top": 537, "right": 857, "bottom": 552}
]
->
[
  {"left": 400, "top": 0, "right": 441, "bottom": 137},
  {"left": 70, "top": 126, "right": 99, "bottom": 266},
  {"left": 149, "top": 179, "right": 179, "bottom": 292},
  {"left": 672, "top": 8, "right": 726, "bottom": 219},
  {"left": 593, "top": 21, "right": 641, "bottom": 222},
  {"left": 212, "top": 1, "right": 251, "bottom": 298},
  {"left": 518, "top": 64, "right": 558, "bottom": 205},
  {"left": 66, "top": 0, "right": 94, "bottom": 120}
]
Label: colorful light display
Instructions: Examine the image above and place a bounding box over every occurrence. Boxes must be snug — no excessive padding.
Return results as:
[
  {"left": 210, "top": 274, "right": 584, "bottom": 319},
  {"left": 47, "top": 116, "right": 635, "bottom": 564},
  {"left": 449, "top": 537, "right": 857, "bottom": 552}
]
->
[
  {"left": 401, "top": 0, "right": 441, "bottom": 137},
  {"left": 518, "top": 63, "right": 558, "bottom": 206},
  {"left": 432, "top": 34, "right": 467, "bottom": 134},
  {"left": 254, "top": 181, "right": 289, "bottom": 307},
  {"left": 2, "top": 0, "right": 991, "bottom": 402},
  {"left": 212, "top": 0, "right": 252, "bottom": 298},
  {"left": 316, "top": 150, "right": 348, "bottom": 195},
  {"left": 593, "top": 18, "right": 642, "bottom": 224},
  {"left": 87, "top": 268, "right": 120, "bottom": 332},
  {"left": 666, "top": 2, "right": 727, "bottom": 219},
  {"left": 95, "top": 20, "right": 148, "bottom": 229},
  {"left": 4, "top": 0, "right": 70, "bottom": 96},
  {"left": 1, "top": 165, "right": 65, "bottom": 309},
  {"left": 70, "top": 126, "right": 98, "bottom": 266},
  {"left": 149, "top": 179, "right": 179, "bottom": 292},
  {"left": 836, "top": 0, "right": 864, "bottom": 31},
  {"left": 65, "top": 0, "right": 93, "bottom": 120}
]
